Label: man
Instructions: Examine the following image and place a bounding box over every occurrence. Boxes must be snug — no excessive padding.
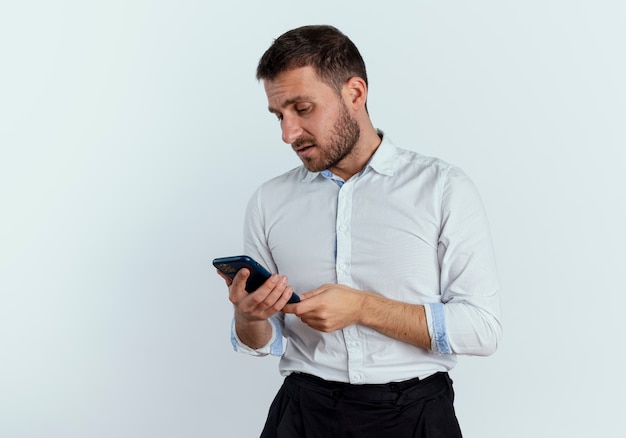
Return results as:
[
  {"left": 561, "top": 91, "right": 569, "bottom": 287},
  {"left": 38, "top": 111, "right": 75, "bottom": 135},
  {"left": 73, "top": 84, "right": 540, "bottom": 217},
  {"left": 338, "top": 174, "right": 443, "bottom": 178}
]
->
[{"left": 219, "top": 25, "right": 502, "bottom": 437}]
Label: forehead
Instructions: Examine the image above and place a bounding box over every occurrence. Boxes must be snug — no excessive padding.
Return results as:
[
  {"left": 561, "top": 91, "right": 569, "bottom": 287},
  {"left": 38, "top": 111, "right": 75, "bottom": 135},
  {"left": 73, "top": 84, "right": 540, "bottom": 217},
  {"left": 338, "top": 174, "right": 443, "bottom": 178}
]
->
[{"left": 264, "top": 66, "right": 336, "bottom": 110}]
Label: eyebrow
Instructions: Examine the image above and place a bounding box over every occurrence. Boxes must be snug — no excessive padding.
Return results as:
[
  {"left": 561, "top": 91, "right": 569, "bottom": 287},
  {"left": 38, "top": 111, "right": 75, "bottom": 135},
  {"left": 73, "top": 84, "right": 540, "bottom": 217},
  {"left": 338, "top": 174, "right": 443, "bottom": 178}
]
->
[{"left": 268, "top": 95, "right": 314, "bottom": 114}]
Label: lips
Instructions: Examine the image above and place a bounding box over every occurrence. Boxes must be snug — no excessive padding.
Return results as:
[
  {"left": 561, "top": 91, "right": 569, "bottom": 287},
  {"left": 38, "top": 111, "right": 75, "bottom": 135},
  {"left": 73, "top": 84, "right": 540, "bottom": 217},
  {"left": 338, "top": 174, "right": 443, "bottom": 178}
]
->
[
  {"left": 296, "top": 145, "right": 315, "bottom": 157},
  {"left": 293, "top": 140, "right": 315, "bottom": 157}
]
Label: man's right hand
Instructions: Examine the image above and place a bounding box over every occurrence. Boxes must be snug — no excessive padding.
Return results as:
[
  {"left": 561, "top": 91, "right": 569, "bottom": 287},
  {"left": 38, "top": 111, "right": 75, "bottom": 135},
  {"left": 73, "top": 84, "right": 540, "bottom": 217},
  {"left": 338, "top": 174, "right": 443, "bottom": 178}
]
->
[{"left": 218, "top": 268, "right": 293, "bottom": 348}]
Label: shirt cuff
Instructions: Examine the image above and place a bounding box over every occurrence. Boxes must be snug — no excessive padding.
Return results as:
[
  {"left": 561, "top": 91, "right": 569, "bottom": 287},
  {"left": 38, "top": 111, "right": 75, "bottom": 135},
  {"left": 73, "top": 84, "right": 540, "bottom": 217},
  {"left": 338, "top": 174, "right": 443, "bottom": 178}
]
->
[
  {"left": 425, "top": 303, "right": 452, "bottom": 354},
  {"left": 230, "top": 317, "right": 284, "bottom": 356}
]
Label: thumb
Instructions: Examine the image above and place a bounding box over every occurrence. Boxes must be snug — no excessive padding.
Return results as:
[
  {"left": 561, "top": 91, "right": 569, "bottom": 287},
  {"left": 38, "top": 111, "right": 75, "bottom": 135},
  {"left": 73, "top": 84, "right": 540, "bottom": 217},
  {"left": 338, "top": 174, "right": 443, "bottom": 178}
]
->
[{"left": 232, "top": 268, "right": 250, "bottom": 288}]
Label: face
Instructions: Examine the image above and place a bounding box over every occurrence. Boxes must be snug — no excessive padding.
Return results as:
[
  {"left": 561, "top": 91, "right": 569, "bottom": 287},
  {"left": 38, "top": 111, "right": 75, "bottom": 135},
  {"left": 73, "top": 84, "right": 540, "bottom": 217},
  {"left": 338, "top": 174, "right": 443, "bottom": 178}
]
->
[{"left": 264, "top": 67, "right": 360, "bottom": 174}]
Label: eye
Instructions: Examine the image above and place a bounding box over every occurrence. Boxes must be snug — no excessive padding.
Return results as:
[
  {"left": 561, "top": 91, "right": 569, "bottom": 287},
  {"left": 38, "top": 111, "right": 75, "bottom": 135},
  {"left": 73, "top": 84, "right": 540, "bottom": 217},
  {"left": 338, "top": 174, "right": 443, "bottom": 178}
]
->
[{"left": 296, "top": 105, "right": 312, "bottom": 114}]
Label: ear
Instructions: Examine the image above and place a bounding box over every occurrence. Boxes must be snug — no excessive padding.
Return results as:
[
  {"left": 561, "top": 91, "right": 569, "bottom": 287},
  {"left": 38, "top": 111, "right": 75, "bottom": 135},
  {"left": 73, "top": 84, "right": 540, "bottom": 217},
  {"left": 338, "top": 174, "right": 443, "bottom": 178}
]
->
[{"left": 342, "top": 77, "right": 368, "bottom": 111}]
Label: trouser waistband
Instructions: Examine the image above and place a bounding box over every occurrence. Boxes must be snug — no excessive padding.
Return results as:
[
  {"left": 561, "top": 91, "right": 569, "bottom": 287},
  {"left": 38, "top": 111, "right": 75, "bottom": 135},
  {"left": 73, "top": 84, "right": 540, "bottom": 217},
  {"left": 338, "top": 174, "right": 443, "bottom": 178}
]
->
[{"left": 286, "top": 372, "right": 450, "bottom": 403}]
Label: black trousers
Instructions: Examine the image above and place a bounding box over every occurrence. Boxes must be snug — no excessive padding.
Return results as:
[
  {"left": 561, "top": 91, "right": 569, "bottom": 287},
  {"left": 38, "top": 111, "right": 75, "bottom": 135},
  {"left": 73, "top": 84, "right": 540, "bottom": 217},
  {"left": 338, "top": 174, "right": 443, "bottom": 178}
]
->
[{"left": 260, "top": 372, "right": 463, "bottom": 438}]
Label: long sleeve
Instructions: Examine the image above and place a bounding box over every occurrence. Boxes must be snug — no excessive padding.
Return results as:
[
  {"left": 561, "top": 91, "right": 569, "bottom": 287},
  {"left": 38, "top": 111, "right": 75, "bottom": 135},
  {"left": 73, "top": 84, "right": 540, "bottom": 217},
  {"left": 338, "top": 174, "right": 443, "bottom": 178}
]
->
[
  {"left": 435, "top": 166, "right": 502, "bottom": 356},
  {"left": 228, "top": 187, "right": 287, "bottom": 356}
]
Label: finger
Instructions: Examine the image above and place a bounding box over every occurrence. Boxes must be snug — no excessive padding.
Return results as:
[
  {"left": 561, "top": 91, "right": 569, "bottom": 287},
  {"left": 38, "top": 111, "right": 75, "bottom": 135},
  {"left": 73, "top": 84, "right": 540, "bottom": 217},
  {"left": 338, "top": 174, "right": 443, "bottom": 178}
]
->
[
  {"left": 271, "top": 286, "right": 295, "bottom": 311},
  {"left": 281, "top": 290, "right": 301, "bottom": 313},
  {"left": 242, "top": 274, "right": 281, "bottom": 307},
  {"left": 263, "top": 275, "right": 291, "bottom": 307},
  {"left": 298, "top": 286, "right": 329, "bottom": 300},
  {"left": 232, "top": 268, "right": 250, "bottom": 289},
  {"left": 243, "top": 276, "right": 290, "bottom": 318},
  {"left": 229, "top": 269, "right": 251, "bottom": 302},
  {"left": 283, "top": 296, "right": 318, "bottom": 315}
]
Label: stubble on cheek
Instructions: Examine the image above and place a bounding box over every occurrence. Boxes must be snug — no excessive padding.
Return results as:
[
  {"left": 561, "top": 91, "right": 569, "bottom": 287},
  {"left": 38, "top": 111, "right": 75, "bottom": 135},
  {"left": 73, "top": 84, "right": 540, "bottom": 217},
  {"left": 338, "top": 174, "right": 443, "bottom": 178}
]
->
[{"left": 298, "top": 108, "right": 360, "bottom": 173}]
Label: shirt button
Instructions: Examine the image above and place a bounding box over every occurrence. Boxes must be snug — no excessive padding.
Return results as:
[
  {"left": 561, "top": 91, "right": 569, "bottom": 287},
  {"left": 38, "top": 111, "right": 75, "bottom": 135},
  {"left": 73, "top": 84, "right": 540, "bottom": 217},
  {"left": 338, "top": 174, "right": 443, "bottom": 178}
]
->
[{"left": 352, "top": 373, "right": 362, "bottom": 382}]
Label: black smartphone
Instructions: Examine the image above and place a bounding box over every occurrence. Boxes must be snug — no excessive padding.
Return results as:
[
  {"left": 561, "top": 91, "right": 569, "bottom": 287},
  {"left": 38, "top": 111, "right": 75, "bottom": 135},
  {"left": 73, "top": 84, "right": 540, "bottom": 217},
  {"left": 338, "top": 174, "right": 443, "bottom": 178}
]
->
[{"left": 212, "top": 255, "right": 300, "bottom": 303}]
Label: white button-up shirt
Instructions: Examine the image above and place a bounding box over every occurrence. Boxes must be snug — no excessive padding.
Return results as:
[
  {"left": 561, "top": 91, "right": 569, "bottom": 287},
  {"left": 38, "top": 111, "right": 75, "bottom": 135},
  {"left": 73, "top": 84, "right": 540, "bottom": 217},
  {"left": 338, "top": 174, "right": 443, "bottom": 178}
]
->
[{"left": 232, "top": 132, "right": 502, "bottom": 384}]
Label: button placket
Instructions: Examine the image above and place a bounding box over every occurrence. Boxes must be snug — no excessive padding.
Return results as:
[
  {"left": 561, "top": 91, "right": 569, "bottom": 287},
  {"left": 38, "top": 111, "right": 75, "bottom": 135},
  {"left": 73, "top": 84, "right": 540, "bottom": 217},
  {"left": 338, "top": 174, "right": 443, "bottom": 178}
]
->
[
  {"left": 336, "top": 180, "right": 364, "bottom": 383},
  {"left": 335, "top": 182, "right": 353, "bottom": 285}
]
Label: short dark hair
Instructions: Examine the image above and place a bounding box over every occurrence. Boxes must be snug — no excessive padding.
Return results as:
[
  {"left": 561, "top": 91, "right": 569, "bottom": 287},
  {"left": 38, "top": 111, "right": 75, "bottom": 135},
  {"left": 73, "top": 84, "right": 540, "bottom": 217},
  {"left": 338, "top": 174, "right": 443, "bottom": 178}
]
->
[{"left": 256, "top": 25, "right": 368, "bottom": 94}]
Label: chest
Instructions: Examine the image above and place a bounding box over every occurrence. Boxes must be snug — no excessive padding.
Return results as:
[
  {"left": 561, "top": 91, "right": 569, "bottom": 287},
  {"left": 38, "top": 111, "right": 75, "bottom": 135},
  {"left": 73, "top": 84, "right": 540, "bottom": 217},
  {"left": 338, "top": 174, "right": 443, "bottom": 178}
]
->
[{"left": 264, "top": 177, "right": 443, "bottom": 299}]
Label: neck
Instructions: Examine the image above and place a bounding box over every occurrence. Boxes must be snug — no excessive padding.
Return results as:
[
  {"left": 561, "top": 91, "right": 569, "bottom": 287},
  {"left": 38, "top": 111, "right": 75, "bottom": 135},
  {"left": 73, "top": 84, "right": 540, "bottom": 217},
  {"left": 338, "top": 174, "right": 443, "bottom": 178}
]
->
[{"left": 330, "top": 124, "right": 381, "bottom": 181}]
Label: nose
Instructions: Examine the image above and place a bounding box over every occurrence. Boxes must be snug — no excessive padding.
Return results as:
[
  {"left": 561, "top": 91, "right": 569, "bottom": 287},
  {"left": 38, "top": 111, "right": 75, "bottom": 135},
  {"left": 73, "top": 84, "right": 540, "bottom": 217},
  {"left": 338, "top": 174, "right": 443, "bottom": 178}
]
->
[{"left": 281, "top": 115, "right": 304, "bottom": 144}]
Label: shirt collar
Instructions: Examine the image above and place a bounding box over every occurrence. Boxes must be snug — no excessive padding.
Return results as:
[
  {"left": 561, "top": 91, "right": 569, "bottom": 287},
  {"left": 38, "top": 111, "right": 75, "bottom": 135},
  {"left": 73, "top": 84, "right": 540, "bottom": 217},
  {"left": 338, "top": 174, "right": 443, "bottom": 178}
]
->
[
  {"left": 301, "top": 129, "right": 399, "bottom": 182},
  {"left": 366, "top": 130, "right": 397, "bottom": 177}
]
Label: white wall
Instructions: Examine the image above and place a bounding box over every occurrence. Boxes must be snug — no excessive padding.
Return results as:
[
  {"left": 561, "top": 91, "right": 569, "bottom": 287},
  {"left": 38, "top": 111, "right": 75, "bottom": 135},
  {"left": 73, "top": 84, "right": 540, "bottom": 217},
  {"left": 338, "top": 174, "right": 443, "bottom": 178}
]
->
[{"left": 1, "top": 1, "right": 624, "bottom": 437}]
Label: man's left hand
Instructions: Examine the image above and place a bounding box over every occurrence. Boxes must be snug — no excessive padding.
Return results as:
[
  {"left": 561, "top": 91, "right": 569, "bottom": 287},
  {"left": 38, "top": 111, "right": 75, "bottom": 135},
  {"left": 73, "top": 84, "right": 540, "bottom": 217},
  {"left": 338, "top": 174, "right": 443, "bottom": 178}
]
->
[{"left": 282, "top": 284, "right": 371, "bottom": 332}]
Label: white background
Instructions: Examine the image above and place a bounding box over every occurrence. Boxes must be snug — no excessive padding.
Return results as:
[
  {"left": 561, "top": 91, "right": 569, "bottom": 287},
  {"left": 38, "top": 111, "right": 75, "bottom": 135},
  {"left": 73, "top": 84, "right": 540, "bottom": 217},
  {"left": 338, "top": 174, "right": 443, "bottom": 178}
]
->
[{"left": 1, "top": 1, "right": 625, "bottom": 437}]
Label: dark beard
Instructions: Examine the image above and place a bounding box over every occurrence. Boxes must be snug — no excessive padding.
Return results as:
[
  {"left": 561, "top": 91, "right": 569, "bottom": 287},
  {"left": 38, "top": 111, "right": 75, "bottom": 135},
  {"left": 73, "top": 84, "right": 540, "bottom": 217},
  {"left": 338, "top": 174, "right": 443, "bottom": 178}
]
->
[{"left": 298, "top": 103, "right": 360, "bottom": 173}]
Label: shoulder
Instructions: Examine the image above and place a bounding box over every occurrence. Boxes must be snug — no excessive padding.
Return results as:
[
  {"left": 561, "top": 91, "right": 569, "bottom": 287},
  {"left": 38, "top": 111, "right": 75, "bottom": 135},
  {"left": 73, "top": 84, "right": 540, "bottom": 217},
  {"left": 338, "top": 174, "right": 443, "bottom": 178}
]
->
[
  {"left": 386, "top": 140, "right": 464, "bottom": 182},
  {"left": 397, "top": 147, "right": 455, "bottom": 171},
  {"left": 264, "top": 165, "right": 309, "bottom": 185},
  {"left": 380, "top": 136, "right": 477, "bottom": 203},
  {"left": 247, "top": 165, "right": 317, "bottom": 209},
  {"left": 255, "top": 165, "right": 310, "bottom": 194}
]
